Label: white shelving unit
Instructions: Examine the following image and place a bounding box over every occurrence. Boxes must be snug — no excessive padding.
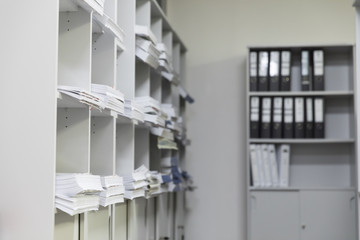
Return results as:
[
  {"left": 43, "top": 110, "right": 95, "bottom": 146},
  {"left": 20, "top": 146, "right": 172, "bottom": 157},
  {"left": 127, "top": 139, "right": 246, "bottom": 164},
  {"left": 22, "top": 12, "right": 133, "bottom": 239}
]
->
[
  {"left": 246, "top": 45, "right": 358, "bottom": 240},
  {"left": 40, "top": 0, "right": 193, "bottom": 239}
]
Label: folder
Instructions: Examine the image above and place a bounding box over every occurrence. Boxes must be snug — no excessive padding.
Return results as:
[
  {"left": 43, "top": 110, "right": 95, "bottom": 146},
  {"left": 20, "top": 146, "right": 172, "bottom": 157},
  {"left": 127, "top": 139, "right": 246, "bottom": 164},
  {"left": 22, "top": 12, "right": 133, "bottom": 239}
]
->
[
  {"left": 294, "top": 97, "right": 305, "bottom": 138},
  {"left": 269, "top": 51, "right": 280, "bottom": 91},
  {"left": 283, "top": 97, "right": 294, "bottom": 138},
  {"left": 250, "top": 97, "right": 260, "bottom": 138},
  {"left": 268, "top": 144, "right": 279, "bottom": 187},
  {"left": 314, "top": 97, "right": 325, "bottom": 138},
  {"left": 278, "top": 144, "right": 290, "bottom": 187},
  {"left": 301, "top": 50, "right": 311, "bottom": 91},
  {"left": 280, "top": 51, "right": 291, "bottom": 91},
  {"left": 261, "top": 144, "right": 272, "bottom": 187},
  {"left": 272, "top": 97, "right": 283, "bottom": 138},
  {"left": 249, "top": 144, "right": 260, "bottom": 187},
  {"left": 313, "top": 50, "right": 324, "bottom": 91},
  {"left": 261, "top": 97, "right": 271, "bottom": 138},
  {"left": 258, "top": 51, "right": 269, "bottom": 91},
  {"left": 255, "top": 144, "right": 265, "bottom": 187},
  {"left": 305, "top": 97, "right": 314, "bottom": 138},
  {"left": 249, "top": 51, "right": 258, "bottom": 91}
]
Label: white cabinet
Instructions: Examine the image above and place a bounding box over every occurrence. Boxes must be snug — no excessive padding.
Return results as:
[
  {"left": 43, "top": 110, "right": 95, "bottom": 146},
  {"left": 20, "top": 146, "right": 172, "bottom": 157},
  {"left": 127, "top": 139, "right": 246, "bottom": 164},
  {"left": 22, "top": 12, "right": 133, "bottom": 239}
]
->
[
  {"left": 300, "top": 191, "right": 356, "bottom": 240},
  {"left": 250, "top": 191, "right": 300, "bottom": 240},
  {"left": 250, "top": 191, "right": 357, "bottom": 240}
]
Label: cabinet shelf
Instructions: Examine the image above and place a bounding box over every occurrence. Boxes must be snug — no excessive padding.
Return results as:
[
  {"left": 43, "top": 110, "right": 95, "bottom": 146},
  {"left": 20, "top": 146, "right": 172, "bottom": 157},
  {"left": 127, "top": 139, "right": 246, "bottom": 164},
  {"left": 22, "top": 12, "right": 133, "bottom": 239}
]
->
[
  {"left": 249, "top": 187, "right": 356, "bottom": 192},
  {"left": 249, "top": 138, "right": 355, "bottom": 144},
  {"left": 248, "top": 91, "right": 354, "bottom": 98}
]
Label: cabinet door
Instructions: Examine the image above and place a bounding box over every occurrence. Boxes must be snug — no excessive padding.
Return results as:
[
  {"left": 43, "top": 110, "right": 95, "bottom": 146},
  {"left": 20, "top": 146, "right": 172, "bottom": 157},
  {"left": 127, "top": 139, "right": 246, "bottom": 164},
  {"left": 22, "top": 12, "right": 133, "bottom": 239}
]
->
[
  {"left": 300, "top": 191, "right": 356, "bottom": 240},
  {"left": 250, "top": 191, "right": 301, "bottom": 240}
]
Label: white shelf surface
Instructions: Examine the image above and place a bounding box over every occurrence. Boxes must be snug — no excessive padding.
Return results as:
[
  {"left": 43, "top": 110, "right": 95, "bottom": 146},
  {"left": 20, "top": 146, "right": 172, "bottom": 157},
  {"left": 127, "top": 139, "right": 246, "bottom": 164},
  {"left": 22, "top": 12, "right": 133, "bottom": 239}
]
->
[
  {"left": 249, "top": 187, "right": 356, "bottom": 192},
  {"left": 249, "top": 139, "right": 356, "bottom": 144},
  {"left": 57, "top": 92, "right": 88, "bottom": 108},
  {"left": 249, "top": 91, "right": 354, "bottom": 97}
]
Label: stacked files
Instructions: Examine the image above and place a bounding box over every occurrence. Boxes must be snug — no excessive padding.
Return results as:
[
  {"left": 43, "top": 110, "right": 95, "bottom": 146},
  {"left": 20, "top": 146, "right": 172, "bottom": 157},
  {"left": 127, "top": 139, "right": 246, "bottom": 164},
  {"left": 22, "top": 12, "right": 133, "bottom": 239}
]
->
[
  {"left": 156, "top": 43, "right": 175, "bottom": 82},
  {"left": 99, "top": 175, "right": 125, "bottom": 206},
  {"left": 93, "top": 13, "right": 125, "bottom": 46},
  {"left": 135, "top": 96, "right": 165, "bottom": 126},
  {"left": 123, "top": 165, "right": 148, "bottom": 200},
  {"left": 55, "top": 173, "right": 103, "bottom": 216},
  {"left": 91, "top": 84, "right": 125, "bottom": 115},
  {"left": 150, "top": 127, "right": 174, "bottom": 141},
  {"left": 58, "top": 85, "right": 105, "bottom": 110},
  {"left": 157, "top": 136, "right": 178, "bottom": 150},
  {"left": 73, "top": 0, "right": 105, "bottom": 16},
  {"left": 161, "top": 104, "right": 181, "bottom": 132},
  {"left": 178, "top": 85, "right": 195, "bottom": 104},
  {"left": 145, "top": 170, "right": 163, "bottom": 198},
  {"left": 124, "top": 99, "right": 145, "bottom": 123},
  {"left": 249, "top": 144, "right": 290, "bottom": 188},
  {"left": 135, "top": 25, "right": 159, "bottom": 69}
]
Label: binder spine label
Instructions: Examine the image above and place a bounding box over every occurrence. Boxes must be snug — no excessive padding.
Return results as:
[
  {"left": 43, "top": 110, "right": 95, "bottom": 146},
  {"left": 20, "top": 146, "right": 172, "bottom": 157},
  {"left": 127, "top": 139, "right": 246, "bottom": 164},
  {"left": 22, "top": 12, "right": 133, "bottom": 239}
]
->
[
  {"left": 306, "top": 98, "right": 313, "bottom": 121},
  {"left": 314, "top": 98, "right": 324, "bottom": 123},
  {"left": 269, "top": 52, "right": 280, "bottom": 77},
  {"left": 281, "top": 51, "right": 291, "bottom": 76},
  {"left": 259, "top": 52, "right": 269, "bottom": 77},
  {"left": 295, "top": 98, "right": 304, "bottom": 123},
  {"left": 313, "top": 50, "right": 324, "bottom": 76},
  {"left": 250, "top": 97, "right": 260, "bottom": 121},
  {"left": 262, "top": 98, "right": 271, "bottom": 122},
  {"left": 250, "top": 52, "right": 258, "bottom": 77},
  {"left": 301, "top": 51, "right": 310, "bottom": 90},
  {"left": 273, "top": 97, "right": 282, "bottom": 122},
  {"left": 284, "top": 98, "right": 293, "bottom": 123}
]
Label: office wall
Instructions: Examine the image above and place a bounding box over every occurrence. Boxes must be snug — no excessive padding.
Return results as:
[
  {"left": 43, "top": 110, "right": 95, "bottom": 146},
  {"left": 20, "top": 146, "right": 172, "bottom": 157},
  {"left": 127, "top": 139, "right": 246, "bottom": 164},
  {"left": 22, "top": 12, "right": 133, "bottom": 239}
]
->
[{"left": 167, "top": 1, "right": 355, "bottom": 239}]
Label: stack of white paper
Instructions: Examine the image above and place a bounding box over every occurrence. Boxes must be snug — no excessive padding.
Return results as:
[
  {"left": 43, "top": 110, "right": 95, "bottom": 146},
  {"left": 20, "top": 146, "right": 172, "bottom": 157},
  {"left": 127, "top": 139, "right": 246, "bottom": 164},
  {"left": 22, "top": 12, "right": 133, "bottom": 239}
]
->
[
  {"left": 161, "top": 104, "right": 181, "bottom": 132},
  {"left": 150, "top": 127, "right": 174, "bottom": 140},
  {"left": 99, "top": 175, "right": 125, "bottom": 206},
  {"left": 158, "top": 137, "right": 178, "bottom": 150},
  {"left": 74, "top": 0, "right": 105, "bottom": 16},
  {"left": 135, "top": 96, "right": 165, "bottom": 126},
  {"left": 156, "top": 43, "right": 175, "bottom": 81},
  {"left": 145, "top": 171, "right": 163, "bottom": 198},
  {"left": 123, "top": 165, "right": 148, "bottom": 200},
  {"left": 93, "top": 13, "right": 125, "bottom": 44},
  {"left": 58, "top": 85, "right": 105, "bottom": 110},
  {"left": 135, "top": 25, "right": 159, "bottom": 69},
  {"left": 91, "top": 84, "right": 125, "bottom": 115},
  {"left": 55, "top": 173, "right": 103, "bottom": 216},
  {"left": 124, "top": 99, "right": 145, "bottom": 122}
]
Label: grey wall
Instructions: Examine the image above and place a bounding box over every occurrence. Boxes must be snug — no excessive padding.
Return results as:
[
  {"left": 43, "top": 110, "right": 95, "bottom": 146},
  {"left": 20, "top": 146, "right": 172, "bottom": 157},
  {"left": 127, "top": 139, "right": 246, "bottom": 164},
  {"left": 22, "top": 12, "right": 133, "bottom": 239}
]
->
[{"left": 167, "top": 0, "right": 355, "bottom": 239}]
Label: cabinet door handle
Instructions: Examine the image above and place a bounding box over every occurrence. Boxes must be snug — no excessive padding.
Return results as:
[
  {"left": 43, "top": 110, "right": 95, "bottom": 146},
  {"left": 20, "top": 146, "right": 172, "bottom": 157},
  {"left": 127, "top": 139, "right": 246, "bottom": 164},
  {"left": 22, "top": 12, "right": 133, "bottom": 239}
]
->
[{"left": 302, "top": 224, "right": 306, "bottom": 230}]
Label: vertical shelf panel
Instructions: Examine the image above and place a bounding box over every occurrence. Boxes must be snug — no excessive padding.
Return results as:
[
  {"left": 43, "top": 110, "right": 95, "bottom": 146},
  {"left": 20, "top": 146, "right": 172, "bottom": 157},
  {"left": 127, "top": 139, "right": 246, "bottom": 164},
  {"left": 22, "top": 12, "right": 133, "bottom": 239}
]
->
[
  {"left": 56, "top": 108, "right": 90, "bottom": 173},
  {"left": 90, "top": 116, "right": 115, "bottom": 175},
  {"left": 151, "top": 17, "right": 162, "bottom": 41},
  {"left": 135, "top": 128, "right": 150, "bottom": 168},
  {"left": 128, "top": 198, "right": 147, "bottom": 240},
  {"left": 92, "top": 32, "right": 116, "bottom": 87},
  {"left": 150, "top": 71, "right": 162, "bottom": 102},
  {"left": 161, "top": 80, "right": 172, "bottom": 104},
  {"left": 58, "top": 10, "right": 92, "bottom": 89},
  {"left": 146, "top": 198, "right": 156, "bottom": 240},
  {"left": 136, "top": 1, "right": 151, "bottom": 27},
  {"left": 117, "top": 0, "right": 135, "bottom": 98},
  {"left": 116, "top": 124, "right": 135, "bottom": 175},
  {"left": 54, "top": 213, "right": 79, "bottom": 240},
  {"left": 87, "top": 207, "right": 111, "bottom": 240},
  {"left": 136, "top": 61, "right": 151, "bottom": 97},
  {"left": 162, "top": 31, "right": 173, "bottom": 56},
  {"left": 114, "top": 203, "right": 127, "bottom": 240}
]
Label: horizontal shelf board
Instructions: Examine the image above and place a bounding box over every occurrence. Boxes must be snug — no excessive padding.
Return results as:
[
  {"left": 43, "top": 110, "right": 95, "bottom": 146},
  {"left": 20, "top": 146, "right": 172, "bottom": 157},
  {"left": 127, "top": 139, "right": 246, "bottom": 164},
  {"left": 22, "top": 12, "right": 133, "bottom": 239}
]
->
[
  {"left": 248, "top": 43, "right": 353, "bottom": 50},
  {"left": 249, "top": 187, "right": 356, "bottom": 192},
  {"left": 249, "top": 139, "right": 355, "bottom": 144},
  {"left": 248, "top": 91, "right": 354, "bottom": 97},
  {"left": 116, "top": 116, "right": 134, "bottom": 125},
  {"left": 57, "top": 92, "right": 88, "bottom": 108},
  {"left": 59, "top": 0, "right": 79, "bottom": 12}
]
